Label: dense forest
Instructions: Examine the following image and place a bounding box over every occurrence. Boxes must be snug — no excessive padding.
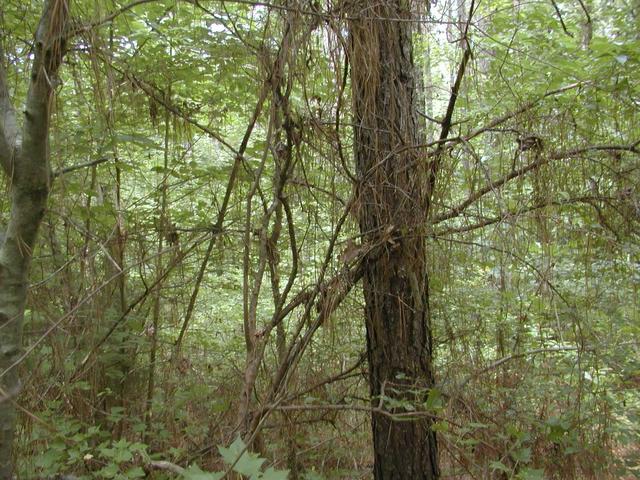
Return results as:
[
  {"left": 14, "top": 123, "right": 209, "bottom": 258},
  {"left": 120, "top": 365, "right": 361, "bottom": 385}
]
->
[{"left": 0, "top": 0, "right": 638, "bottom": 479}]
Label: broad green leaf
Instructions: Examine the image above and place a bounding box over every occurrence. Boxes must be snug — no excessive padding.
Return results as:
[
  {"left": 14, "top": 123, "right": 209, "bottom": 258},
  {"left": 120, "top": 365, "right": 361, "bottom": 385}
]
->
[
  {"left": 489, "top": 460, "right": 510, "bottom": 473},
  {"left": 262, "top": 467, "right": 290, "bottom": 480},
  {"left": 517, "top": 468, "right": 545, "bottom": 480},
  {"left": 218, "top": 437, "right": 265, "bottom": 477},
  {"left": 512, "top": 447, "right": 532, "bottom": 463},
  {"left": 125, "top": 467, "right": 147, "bottom": 479},
  {"left": 182, "top": 464, "right": 224, "bottom": 480}
]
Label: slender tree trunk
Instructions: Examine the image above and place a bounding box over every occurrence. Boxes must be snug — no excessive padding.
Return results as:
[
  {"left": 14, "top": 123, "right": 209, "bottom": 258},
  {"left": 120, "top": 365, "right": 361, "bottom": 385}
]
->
[
  {"left": 0, "top": 2, "right": 69, "bottom": 476},
  {"left": 348, "top": 1, "right": 439, "bottom": 478},
  {"left": 236, "top": 3, "right": 298, "bottom": 444},
  {"left": 107, "top": 27, "right": 130, "bottom": 432},
  {"left": 144, "top": 87, "right": 172, "bottom": 442}
]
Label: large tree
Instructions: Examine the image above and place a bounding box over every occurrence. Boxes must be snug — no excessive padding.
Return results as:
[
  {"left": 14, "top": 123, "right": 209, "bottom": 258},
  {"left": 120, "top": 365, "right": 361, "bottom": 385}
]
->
[
  {"left": 349, "top": 1, "right": 439, "bottom": 478},
  {"left": 0, "top": 1, "right": 69, "bottom": 476}
]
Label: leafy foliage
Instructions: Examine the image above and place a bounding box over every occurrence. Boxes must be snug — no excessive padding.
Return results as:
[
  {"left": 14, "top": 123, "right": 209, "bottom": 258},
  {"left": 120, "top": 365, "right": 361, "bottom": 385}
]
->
[{"left": 0, "top": 0, "right": 637, "bottom": 478}]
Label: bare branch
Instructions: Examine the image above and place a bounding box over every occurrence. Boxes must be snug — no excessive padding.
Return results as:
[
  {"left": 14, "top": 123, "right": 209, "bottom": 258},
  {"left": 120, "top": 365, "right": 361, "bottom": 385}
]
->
[
  {"left": 174, "top": 82, "right": 268, "bottom": 353},
  {"left": 0, "top": 3, "right": 70, "bottom": 474},
  {"left": 462, "top": 82, "right": 585, "bottom": 144},
  {"left": 459, "top": 346, "right": 590, "bottom": 387},
  {"left": 128, "top": 73, "right": 239, "bottom": 155},
  {"left": 18, "top": 0, "right": 69, "bottom": 189},
  {"left": 52, "top": 156, "right": 112, "bottom": 178},
  {"left": 549, "top": 142, "right": 640, "bottom": 157},
  {"left": 145, "top": 460, "right": 185, "bottom": 475},
  {"left": 434, "top": 195, "right": 611, "bottom": 236},
  {"left": 432, "top": 141, "right": 639, "bottom": 226},
  {"left": 576, "top": 0, "right": 592, "bottom": 25},
  {"left": 68, "top": 0, "right": 164, "bottom": 37},
  {"left": 0, "top": 122, "right": 12, "bottom": 177},
  {"left": 427, "top": 0, "right": 475, "bottom": 203},
  {"left": 432, "top": 156, "right": 545, "bottom": 225},
  {"left": 550, "top": 0, "right": 574, "bottom": 37},
  {"left": 270, "top": 402, "right": 440, "bottom": 421}
]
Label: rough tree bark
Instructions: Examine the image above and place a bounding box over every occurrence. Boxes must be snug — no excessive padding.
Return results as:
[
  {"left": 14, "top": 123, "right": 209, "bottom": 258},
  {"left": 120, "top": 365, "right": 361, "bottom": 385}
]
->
[
  {"left": 348, "top": 1, "right": 439, "bottom": 478},
  {"left": 0, "top": 1, "right": 69, "bottom": 476}
]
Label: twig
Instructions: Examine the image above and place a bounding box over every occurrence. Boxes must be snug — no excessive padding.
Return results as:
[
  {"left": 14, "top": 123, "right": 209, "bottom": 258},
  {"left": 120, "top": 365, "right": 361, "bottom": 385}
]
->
[
  {"left": 550, "top": 0, "right": 573, "bottom": 37},
  {"left": 459, "top": 346, "right": 590, "bottom": 387},
  {"left": 52, "top": 156, "right": 112, "bottom": 177},
  {"left": 270, "top": 402, "right": 440, "bottom": 422},
  {"left": 69, "top": 0, "right": 164, "bottom": 37},
  {"left": 576, "top": 0, "right": 592, "bottom": 25},
  {"left": 146, "top": 460, "right": 185, "bottom": 475}
]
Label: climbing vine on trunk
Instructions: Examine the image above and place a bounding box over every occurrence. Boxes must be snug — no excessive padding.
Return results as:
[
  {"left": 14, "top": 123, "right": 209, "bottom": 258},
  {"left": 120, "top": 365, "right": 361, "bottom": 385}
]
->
[{"left": 348, "top": 1, "right": 439, "bottom": 478}]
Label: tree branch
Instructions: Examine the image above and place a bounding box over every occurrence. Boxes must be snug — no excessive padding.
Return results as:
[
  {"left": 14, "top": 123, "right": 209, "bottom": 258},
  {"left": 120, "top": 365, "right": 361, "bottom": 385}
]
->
[
  {"left": 52, "top": 156, "right": 112, "bottom": 178},
  {"left": 0, "top": 2, "right": 70, "bottom": 476},
  {"left": 128, "top": 72, "right": 239, "bottom": 154},
  {"left": 68, "top": 0, "right": 165, "bottom": 37},
  {"left": 0, "top": 45, "right": 18, "bottom": 176},
  {"left": 18, "top": 0, "right": 69, "bottom": 188},
  {"left": 432, "top": 141, "right": 639, "bottom": 226},
  {"left": 434, "top": 195, "right": 612, "bottom": 236},
  {"left": 427, "top": 0, "right": 475, "bottom": 203},
  {"left": 418, "top": 82, "right": 585, "bottom": 154},
  {"left": 432, "top": 156, "right": 545, "bottom": 225},
  {"left": 269, "top": 402, "right": 440, "bottom": 421},
  {"left": 550, "top": 0, "right": 573, "bottom": 37},
  {"left": 576, "top": 0, "right": 592, "bottom": 24},
  {"left": 459, "top": 346, "right": 589, "bottom": 388},
  {"left": 145, "top": 460, "right": 185, "bottom": 475},
  {"left": 461, "top": 82, "right": 585, "bottom": 145}
]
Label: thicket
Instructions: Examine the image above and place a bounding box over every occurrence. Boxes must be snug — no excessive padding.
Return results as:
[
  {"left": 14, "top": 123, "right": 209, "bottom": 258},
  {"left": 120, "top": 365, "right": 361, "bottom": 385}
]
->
[{"left": 0, "top": 0, "right": 638, "bottom": 479}]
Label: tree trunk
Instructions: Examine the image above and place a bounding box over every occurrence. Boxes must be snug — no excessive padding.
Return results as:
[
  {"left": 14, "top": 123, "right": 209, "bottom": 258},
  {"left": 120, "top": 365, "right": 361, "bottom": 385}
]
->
[
  {"left": 348, "top": 2, "right": 439, "bottom": 478},
  {"left": 0, "top": 2, "right": 68, "bottom": 477}
]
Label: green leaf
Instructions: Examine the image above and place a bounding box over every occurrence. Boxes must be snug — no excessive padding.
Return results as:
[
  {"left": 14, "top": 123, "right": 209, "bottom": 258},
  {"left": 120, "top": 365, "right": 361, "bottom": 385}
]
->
[
  {"left": 217, "top": 436, "right": 246, "bottom": 464},
  {"left": 469, "top": 422, "right": 489, "bottom": 429},
  {"left": 424, "top": 388, "right": 443, "bottom": 410},
  {"left": 98, "top": 463, "right": 120, "bottom": 479},
  {"left": 125, "top": 467, "right": 147, "bottom": 479},
  {"left": 107, "top": 406, "right": 126, "bottom": 423},
  {"left": 182, "top": 464, "right": 224, "bottom": 480},
  {"left": 218, "top": 437, "right": 265, "bottom": 477},
  {"left": 34, "top": 448, "right": 63, "bottom": 471},
  {"left": 517, "top": 467, "right": 545, "bottom": 480},
  {"left": 489, "top": 460, "right": 510, "bottom": 473},
  {"left": 233, "top": 451, "right": 265, "bottom": 477},
  {"left": 261, "top": 466, "right": 290, "bottom": 480},
  {"left": 431, "top": 421, "right": 449, "bottom": 432},
  {"left": 512, "top": 447, "right": 532, "bottom": 463}
]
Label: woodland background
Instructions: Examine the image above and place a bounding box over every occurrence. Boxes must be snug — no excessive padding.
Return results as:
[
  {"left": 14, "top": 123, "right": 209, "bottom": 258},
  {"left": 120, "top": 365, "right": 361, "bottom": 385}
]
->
[{"left": 0, "top": 0, "right": 638, "bottom": 479}]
